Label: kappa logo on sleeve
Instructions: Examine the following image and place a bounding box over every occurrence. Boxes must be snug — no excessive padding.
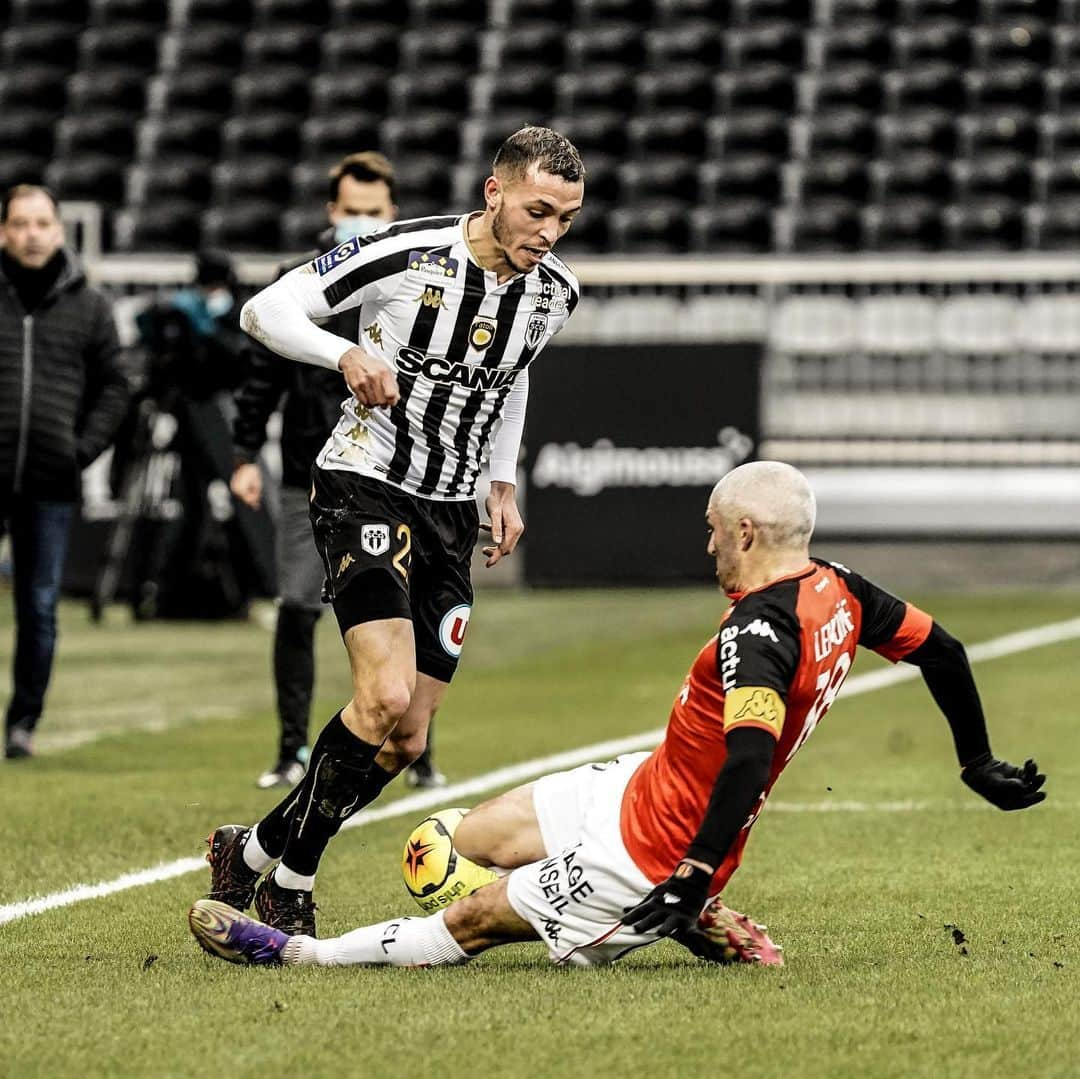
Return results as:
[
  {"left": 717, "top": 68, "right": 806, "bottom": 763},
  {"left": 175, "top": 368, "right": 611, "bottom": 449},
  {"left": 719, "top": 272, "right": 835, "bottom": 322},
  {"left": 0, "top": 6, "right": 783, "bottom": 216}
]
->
[
  {"left": 315, "top": 236, "right": 362, "bottom": 276},
  {"left": 739, "top": 619, "right": 779, "bottom": 643}
]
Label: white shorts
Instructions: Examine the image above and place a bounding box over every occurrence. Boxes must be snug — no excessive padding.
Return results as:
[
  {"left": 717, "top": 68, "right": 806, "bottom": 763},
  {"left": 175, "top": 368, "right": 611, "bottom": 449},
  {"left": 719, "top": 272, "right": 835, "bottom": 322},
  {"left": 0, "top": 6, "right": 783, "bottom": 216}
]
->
[{"left": 505, "top": 752, "right": 663, "bottom": 967}]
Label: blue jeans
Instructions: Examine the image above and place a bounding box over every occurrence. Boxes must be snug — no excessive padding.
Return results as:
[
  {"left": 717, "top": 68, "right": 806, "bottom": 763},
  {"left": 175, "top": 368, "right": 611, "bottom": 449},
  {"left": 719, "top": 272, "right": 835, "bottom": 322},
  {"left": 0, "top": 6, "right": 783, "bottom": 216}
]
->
[{"left": 2, "top": 499, "right": 75, "bottom": 736}]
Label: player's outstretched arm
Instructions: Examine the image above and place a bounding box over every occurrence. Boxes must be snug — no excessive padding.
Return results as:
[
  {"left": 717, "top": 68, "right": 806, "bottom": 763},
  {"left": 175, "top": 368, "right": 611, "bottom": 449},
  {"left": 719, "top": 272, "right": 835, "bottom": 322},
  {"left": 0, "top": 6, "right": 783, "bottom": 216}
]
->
[
  {"left": 902, "top": 622, "right": 1047, "bottom": 810},
  {"left": 622, "top": 726, "right": 776, "bottom": 937}
]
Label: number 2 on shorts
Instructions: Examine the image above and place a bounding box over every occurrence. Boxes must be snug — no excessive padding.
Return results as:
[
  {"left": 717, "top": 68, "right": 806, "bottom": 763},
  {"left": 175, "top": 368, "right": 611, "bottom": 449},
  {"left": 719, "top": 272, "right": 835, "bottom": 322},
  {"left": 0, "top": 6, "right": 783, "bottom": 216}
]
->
[{"left": 392, "top": 524, "right": 412, "bottom": 580}]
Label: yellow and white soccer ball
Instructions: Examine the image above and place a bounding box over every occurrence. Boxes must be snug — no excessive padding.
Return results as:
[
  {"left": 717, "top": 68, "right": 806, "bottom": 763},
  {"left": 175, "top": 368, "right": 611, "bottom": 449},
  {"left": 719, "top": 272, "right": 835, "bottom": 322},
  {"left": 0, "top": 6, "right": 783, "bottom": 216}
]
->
[{"left": 402, "top": 807, "right": 498, "bottom": 914}]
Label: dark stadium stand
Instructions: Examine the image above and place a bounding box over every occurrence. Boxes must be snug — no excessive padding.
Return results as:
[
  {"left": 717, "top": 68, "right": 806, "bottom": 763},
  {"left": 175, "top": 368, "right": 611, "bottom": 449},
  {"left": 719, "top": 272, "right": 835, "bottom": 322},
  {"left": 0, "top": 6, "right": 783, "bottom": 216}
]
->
[{"left": 4, "top": 0, "right": 1080, "bottom": 252}]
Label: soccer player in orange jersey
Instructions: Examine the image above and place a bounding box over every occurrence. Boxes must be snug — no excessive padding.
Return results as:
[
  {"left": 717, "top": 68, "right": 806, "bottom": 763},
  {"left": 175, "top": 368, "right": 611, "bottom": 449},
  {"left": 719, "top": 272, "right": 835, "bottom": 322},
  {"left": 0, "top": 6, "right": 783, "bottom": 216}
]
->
[{"left": 189, "top": 461, "right": 1046, "bottom": 970}]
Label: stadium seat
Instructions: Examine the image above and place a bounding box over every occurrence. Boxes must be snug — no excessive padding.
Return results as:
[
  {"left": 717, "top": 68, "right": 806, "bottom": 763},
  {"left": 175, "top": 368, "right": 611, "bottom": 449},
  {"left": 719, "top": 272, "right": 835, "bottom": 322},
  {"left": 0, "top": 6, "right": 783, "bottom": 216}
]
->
[
  {"left": 1046, "top": 68, "right": 1080, "bottom": 111},
  {"left": 973, "top": 20, "right": 1053, "bottom": 67},
  {"left": 643, "top": 22, "right": 724, "bottom": 67},
  {"left": 460, "top": 112, "right": 545, "bottom": 163},
  {"left": 952, "top": 152, "right": 1033, "bottom": 202},
  {"left": 79, "top": 23, "right": 161, "bottom": 68},
  {"left": 291, "top": 162, "right": 332, "bottom": 204},
  {"left": 706, "top": 109, "right": 789, "bottom": 157},
  {"left": 898, "top": 0, "right": 978, "bottom": 19},
  {"left": 861, "top": 197, "right": 944, "bottom": 249},
  {"left": 0, "top": 65, "right": 70, "bottom": 113},
  {"left": 616, "top": 158, "right": 699, "bottom": 203},
  {"left": 725, "top": 23, "right": 805, "bottom": 69},
  {"left": 965, "top": 62, "right": 1044, "bottom": 111},
  {"left": 626, "top": 112, "right": 707, "bottom": 158},
  {"left": 0, "top": 154, "right": 48, "bottom": 190},
  {"left": 891, "top": 20, "right": 971, "bottom": 66},
  {"left": 136, "top": 111, "right": 222, "bottom": 160},
  {"left": 700, "top": 154, "right": 783, "bottom": 201},
  {"left": 91, "top": 0, "right": 169, "bottom": 22},
  {"left": 320, "top": 24, "right": 401, "bottom": 70},
  {"left": 300, "top": 112, "right": 384, "bottom": 160},
  {"left": 399, "top": 24, "right": 481, "bottom": 68},
  {"left": 554, "top": 204, "right": 610, "bottom": 253},
  {"left": 1052, "top": 25, "right": 1080, "bottom": 67},
  {"left": 635, "top": 65, "right": 714, "bottom": 112},
  {"left": 554, "top": 68, "right": 636, "bottom": 115},
  {"left": 655, "top": 0, "right": 730, "bottom": 20},
  {"left": 942, "top": 198, "right": 1025, "bottom": 248},
  {"left": 814, "top": 64, "right": 884, "bottom": 112},
  {"left": 10, "top": 0, "right": 87, "bottom": 23},
  {"left": 244, "top": 25, "right": 322, "bottom": 69},
  {"left": 126, "top": 159, "right": 214, "bottom": 206},
  {"left": 789, "top": 199, "right": 863, "bottom": 250},
  {"left": 44, "top": 154, "right": 126, "bottom": 204},
  {"left": 412, "top": 0, "right": 488, "bottom": 20},
  {"left": 186, "top": 0, "right": 253, "bottom": 21},
  {"left": 232, "top": 67, "right": 311, "bottom": 116},
  {"left": 575, "top": 0, "right": 657, "bottom": 22},
  {"left": 0, "top": 111, "right": 56, "bottom": 158},
  {"left": 503, "top": 0, "right": 575, "bottom": 20},
  {"left": 381, "top": 113, "right": 461, "bottom": 158},
  {"left": 1016, "top": 293, "right": 1080, "bottom": 350},
  {"left": 112, "top": 200, "right": 203, "bottom": 250},
  {"left": 876, "top": 108, "right": 956, "bottom": 156},
  {"left": 1028, "top": 199, "right": 1080, "bottom": 248},
  {"left": 544, "top": 147, "right": 619, "bottom": 198},
  {"left": 606, "top": 201, "right": 692, "bottom": 253},
  {"left": 67, "top": 68, "right": 147, "bottom": 114},
  {"left": 717, "top": 65, "right": 797, "bottom": 112},
  {"left": 311, "top": 70, "right": 390, "bottom": 117},
  {"left": 2, "top": 25, "right": 82, "bottom": 68},
  {"left": 885, "top": 63, "right": 965, "bottom": 111},
  {"left": 820, "top": 21, "right": 893, "bottom": 68},
  {"left": 830, "top": 0, "right": 897, "bottom": 19},
  {"left": 984, "top": 0, "right": 1058, "bottom": 17},
  {"left": 872, "top": 151, "right": 953, "bottom": 201},
  {"left": 472, "top": 69, "right": 557, "bottom": 117},
  {"left": 690, "top": 201, "right": 774, "bottom": 251},
  {"left": 222, "top": 113, "right": 302, "bottom": 160},
  {"left": 1039, "top": 114, "right": 1080, "bottom": 156},
  {"left": 387, "top": 67, "right": 471, "bottom": 114},
  {"left": 280, "top": 205, "right": 330, "bottom": 251},
  {"left": 857, "top": 294, "right": 939, "bottom": 351},
  {"left": 330, "top": 0, "right": 408, "bottom": 23},
  {"left": 957, "top": 109, "right": 1039, "bottom": 158},
  {"left": 1036, "top": 156, "right": 1080, "bottom": 200},
  {"left": 170, "top": 23, "right": 246, "bottom": 68},
  {"left": 772, "top": 296, "right": 859, "bottom": 352},
  {"left": 566, "top": 24, "right": 647, "bottom": 70},
  {"left": 799, "top": 154, "right": 871, "bottom": 202},
  {"left": 485, "top": 23, "right": 567, "bottom": 70},
  {"left": 200, "top": 201, "right": 282, "bottom": 250},
  {"left": 212, "top": 158, "right": 292, "bottom": 205},
  {"left": 734, "top": 0, "right": 811, "bottom": 21},
  {"left": 151, "top": 66, "right": 235, "bottom": 115},
  {"left": 254, "top": 0, "right": 331, "bottom": 23},
  {"left": 55, "top": 111, "right": 137, "bottom": 158},
  {"left": 391, "top": 153, "right": 454, "bottom": 206},
  {"left": 937, "top": 294, "right": 1019, "bottom": 351},
  {"left": 803, "top": 108, "right": 877, "bottom": 157}
]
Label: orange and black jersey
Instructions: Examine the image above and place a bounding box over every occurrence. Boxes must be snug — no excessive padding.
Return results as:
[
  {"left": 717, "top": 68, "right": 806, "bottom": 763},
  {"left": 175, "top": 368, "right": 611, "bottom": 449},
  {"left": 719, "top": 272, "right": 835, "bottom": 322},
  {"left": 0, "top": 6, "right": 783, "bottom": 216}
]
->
[{"left": 620, "top": 558, "right": 933, "bottom": 889}]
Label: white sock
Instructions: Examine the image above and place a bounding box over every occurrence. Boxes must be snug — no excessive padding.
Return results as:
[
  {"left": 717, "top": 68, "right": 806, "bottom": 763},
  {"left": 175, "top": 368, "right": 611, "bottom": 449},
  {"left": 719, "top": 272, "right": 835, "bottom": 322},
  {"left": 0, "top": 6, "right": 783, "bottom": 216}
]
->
[
  {"left": 274, "top": 863, "right": 316, "bottom": 892},
  {"left": 283, "top": 911, "right": 469, "bottom": 968},
  {"left": 241, "top": 829, "right": 275, "bottom": 873}
]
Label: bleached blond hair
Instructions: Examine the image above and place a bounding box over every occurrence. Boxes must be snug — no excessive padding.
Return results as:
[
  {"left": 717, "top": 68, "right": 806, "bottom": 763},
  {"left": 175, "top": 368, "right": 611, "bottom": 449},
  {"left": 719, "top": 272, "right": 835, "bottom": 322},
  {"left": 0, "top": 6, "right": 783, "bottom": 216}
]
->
[{"left": 709, "top": 461, "right": 816, "bottom": 550}]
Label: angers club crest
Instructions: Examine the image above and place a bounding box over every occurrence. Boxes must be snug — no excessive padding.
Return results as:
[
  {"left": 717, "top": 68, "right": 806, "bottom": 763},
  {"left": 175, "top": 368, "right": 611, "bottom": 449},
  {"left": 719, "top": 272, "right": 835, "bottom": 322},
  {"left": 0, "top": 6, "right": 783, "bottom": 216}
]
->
[
  {"left": 360, "top": 523, "right": 390, "bottom": 557},
  {"left": 469, "top": 315, "right": 497, "bottom": 352},
  {"left": 524, "top": 313, "right": 548, "bottom": 350}
]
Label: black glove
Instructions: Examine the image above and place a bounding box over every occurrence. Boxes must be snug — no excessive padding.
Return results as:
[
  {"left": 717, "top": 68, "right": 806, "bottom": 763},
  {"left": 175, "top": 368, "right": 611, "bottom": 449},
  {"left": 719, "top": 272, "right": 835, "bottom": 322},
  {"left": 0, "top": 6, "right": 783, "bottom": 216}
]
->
[
  {"left": 622, "top": 861, "right": 712, "bottom": 937},
  {"left": 961, "top": 753, "right": 1046, "bottom": 811}
]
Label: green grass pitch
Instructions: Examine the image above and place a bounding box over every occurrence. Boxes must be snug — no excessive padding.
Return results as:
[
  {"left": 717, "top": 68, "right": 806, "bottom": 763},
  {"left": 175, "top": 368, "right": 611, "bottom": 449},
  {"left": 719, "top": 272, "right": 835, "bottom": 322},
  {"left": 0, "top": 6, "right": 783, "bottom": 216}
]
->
[{"left": 0, "top": 587, "right": 1075, "bottom": 1079}]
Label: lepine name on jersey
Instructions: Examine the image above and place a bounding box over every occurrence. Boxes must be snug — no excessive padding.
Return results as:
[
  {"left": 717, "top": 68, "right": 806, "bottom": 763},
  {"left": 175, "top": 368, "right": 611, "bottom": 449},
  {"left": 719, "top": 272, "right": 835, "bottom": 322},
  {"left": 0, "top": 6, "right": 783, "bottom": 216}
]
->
[{"left": 812, "top": 597, "right": 856, "bottom": 662}]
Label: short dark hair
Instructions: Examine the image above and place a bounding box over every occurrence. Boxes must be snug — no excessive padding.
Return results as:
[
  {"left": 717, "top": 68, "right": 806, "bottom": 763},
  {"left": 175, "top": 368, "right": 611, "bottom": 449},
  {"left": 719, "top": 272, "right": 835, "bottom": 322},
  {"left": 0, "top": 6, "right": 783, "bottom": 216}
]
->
[
  {"left": 2, "top": 184, "right": 59, "bottom": 222},
  {"left": 328, "top": 151, "right": 397, "bottom": 203},
  {"left": 493, "top": 127, "right": 585, "bottom": 185}
]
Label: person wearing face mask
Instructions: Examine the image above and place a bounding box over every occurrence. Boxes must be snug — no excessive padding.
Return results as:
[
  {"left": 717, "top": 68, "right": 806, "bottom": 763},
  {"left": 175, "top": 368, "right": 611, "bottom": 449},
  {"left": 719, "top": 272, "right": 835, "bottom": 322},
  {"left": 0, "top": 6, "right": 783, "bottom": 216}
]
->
[
  {"left": 230, "top": 152, "right": 455, "bottom": 791},
  {"left": 0, "top": 185, "right": 134, "bottom": 759}
]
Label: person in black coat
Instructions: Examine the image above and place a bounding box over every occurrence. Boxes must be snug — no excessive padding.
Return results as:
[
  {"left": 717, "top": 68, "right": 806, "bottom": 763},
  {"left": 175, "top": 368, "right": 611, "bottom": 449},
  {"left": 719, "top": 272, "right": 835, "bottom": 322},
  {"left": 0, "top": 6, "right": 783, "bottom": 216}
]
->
[
  {"left": 231, "top": 152, "right": 447, "bottom": 791},
  {"left": 0, "top": 185, "right": 134, "bottom": 758}
]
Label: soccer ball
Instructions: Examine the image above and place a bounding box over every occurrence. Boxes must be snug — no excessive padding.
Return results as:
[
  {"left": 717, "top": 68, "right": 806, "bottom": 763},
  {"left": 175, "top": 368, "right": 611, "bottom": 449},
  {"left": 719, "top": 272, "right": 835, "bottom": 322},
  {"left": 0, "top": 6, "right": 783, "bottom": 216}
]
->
[{"left": 401, "top": 807, "right": 498, "bottom": 914}]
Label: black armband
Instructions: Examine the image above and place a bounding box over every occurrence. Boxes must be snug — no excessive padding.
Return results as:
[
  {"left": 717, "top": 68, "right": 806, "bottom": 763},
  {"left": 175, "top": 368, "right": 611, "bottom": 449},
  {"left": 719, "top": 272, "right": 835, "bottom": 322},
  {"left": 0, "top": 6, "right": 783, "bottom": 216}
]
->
[
  {"left": 902, "top": 621, "right": 991, "bottom": 767},
  {"left": 685, "top": 726, "right": 776, "bottom": 868}
]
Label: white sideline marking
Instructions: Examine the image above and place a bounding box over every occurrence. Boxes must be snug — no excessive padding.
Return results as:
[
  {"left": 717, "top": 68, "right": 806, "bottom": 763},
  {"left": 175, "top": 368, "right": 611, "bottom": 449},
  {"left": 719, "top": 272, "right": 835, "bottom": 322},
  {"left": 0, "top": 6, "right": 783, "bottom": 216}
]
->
[{"left": 2, "top": 615, "right": 1077, "bottom": 928}]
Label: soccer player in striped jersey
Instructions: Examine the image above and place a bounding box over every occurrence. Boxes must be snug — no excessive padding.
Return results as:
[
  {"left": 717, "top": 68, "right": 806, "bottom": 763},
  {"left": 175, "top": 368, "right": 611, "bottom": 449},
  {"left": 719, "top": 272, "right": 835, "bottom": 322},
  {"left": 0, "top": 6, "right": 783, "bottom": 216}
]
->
[
  {"left": 190, "top": 462, "right": 1046, "bottom": 970},
  {"left": 203, "top": 127, "right": 584, "bottom": 935}
]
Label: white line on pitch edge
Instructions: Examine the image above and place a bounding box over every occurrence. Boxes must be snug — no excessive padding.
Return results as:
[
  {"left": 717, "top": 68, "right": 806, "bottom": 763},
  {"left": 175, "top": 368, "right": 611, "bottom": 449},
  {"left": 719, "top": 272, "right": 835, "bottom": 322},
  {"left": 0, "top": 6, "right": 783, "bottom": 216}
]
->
[{"left": 1, "top": 615, "right": 1077, "bottom": 928}]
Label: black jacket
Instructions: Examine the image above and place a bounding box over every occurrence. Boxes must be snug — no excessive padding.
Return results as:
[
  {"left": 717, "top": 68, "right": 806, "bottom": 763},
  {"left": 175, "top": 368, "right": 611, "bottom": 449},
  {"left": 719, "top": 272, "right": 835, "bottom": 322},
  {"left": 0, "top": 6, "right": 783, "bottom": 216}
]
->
[
  {"left": 233, "top": 232, "right": 356, "bottom": 489},
  {"left": 0, "top": 249, "right": 133, "bottom": 502}
]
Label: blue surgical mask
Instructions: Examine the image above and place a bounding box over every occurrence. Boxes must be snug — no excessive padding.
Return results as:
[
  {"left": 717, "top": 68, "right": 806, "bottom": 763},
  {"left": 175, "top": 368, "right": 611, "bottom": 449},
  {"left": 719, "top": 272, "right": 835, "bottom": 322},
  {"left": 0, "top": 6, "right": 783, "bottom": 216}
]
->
[{"left": 334, "top": 215, "right": 386, "bottom": 243}]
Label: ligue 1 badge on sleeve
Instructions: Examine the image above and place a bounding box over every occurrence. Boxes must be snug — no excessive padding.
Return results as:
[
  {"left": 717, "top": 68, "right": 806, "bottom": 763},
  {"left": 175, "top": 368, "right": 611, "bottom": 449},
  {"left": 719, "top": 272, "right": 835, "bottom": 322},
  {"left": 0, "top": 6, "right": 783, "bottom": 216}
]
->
[
  {"left": 524, "top": 313, "right": 548, "bottom": 350},
  {"left": 469, "top": 315, "right": 497, "bottom": 352}
]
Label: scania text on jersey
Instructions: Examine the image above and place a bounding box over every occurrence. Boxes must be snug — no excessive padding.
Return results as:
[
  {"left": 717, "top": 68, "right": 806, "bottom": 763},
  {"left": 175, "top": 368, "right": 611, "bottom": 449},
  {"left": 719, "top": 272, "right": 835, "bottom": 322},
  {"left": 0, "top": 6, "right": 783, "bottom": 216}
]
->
[{"left": 394, "top": 346, "right": 521, "bottom": 391}]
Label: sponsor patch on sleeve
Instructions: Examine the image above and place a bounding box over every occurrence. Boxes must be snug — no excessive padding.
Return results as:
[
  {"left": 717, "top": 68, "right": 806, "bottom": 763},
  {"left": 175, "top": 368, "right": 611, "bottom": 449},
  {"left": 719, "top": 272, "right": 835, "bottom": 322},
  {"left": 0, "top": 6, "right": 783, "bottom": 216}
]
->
[
  {"left": 315, "top": 236, "right": 362, "bottom": 276},
  {"left": 723, "top": 685, "right": 786, "bottom": 738}
]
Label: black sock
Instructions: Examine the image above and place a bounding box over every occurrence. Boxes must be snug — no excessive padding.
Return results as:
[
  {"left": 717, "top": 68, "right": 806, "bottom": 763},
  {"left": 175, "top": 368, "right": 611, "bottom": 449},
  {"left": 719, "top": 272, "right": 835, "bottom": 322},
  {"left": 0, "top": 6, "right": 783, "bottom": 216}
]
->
[{"left": 273, "top": 605, "right": 319, "bottom": 760}]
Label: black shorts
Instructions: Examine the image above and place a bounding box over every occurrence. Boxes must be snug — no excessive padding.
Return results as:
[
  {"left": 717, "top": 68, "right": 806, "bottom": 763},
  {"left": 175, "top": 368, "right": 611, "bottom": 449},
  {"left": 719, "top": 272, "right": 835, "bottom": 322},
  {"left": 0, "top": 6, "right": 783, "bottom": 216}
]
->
[{"left": 309, "top": 467, "right": 479, "bottom": 683}]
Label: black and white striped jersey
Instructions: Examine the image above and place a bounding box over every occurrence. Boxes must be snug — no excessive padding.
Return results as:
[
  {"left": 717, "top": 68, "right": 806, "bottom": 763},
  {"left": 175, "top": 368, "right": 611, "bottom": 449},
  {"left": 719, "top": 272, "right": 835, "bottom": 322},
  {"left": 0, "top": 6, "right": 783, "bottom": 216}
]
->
[{"left": 240, "top": 213, "right": 579, "bottom": 502}]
